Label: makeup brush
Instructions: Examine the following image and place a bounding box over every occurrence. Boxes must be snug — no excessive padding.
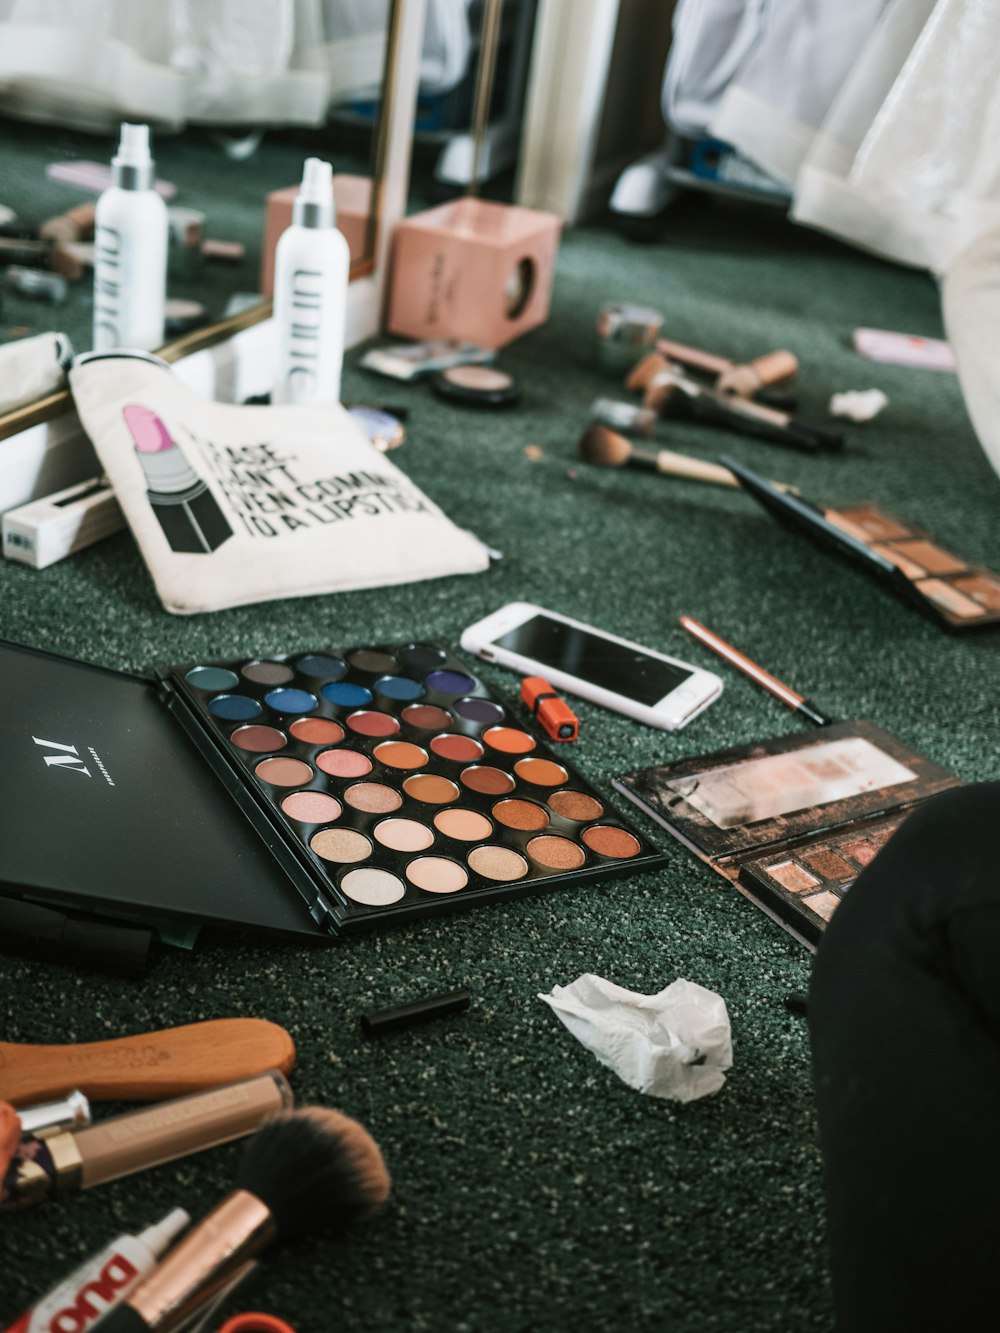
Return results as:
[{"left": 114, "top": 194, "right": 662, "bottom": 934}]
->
[
  {"left": 91, "top": 1107, "right": 391, "bottom": 1332},
  {"left": 644, "top": 365, "right": 843, "bottom": 454},
  {"left": 579, "top": 424, "right": 797, "bottom": 493},
  {"left": 0, "top": 1018, "right": 297, "bottom": 1108}
]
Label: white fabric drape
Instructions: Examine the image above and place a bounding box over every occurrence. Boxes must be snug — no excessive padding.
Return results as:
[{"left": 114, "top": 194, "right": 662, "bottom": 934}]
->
[{"left": 0, "top": 0, "right": 390, "bottom": 131}]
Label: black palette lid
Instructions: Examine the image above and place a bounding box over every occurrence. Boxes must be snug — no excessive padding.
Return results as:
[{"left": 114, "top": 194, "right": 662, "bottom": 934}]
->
[{"left": 0, "top": 639, "right": 325, "bottom": 940}]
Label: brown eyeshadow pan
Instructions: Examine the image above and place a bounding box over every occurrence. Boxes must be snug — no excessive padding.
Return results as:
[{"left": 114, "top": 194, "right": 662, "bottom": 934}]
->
[
  {"left": 492, "top": 799, "right": 549, "bottom": 831},
  {"left": 915, "top": 579, "right": 985, "bottom": 619},
  {"left": 582, "top": 825, "right": 641, "bottom": 859},
  {"left": 548, "top": 789, "right": 604, "bottom": 822},
  {"left": 767, "top": 860, "right": 820, "bottom": 893},
  {"left": 891, "top": 539, "right": 965, "bottom": 574},
  {"left": 290, "top": 717, "right": 344, "bottom": 744},
  {"left": 460, "top": 766, "right": 515, "bottom": 795},
  {"left": 802, "top": 848, "right": 855, "bottom": 880},
  {"left": 231, "top": 725, "right": 286, "bottom": 753},
  {"left": 403, "top": 774, "right": 460, "bottom": 804},
  {"left": 830, "top": 505, "right": 912, "bottom": 542},
  {"left": 954, "top": 574, "right": 1000, "bottom": 611},
  {"left": 526, "top": 835, "right": 586, "bottom": 870},
  {"left": 242, "top": 660, "right": 295, "bottom": 685}
]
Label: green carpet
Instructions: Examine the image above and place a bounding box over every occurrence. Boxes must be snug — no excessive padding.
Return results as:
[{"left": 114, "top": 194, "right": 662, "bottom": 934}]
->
[{"left": 2, "top": 176, "right": 999, "bottom": 1331}]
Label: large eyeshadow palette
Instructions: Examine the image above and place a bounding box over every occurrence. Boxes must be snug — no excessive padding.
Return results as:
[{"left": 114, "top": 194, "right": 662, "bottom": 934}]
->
[
  {"left": 156, "top": 641, "right": 667, "bottom": 935},
  {"left": 613, "top": 720, "right": 960, "bottom": 949},
  {"left": 725, "top": 456, "right": 1000, "bottom": 631}
]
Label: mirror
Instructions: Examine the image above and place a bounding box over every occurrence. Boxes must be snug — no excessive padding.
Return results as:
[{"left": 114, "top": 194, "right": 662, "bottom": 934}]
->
[{"left": 0, "top": 0, "right": 428, "bottom": 442}]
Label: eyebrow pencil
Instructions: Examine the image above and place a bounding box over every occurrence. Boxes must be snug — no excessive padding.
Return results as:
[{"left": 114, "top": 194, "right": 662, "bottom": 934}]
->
[{"left": 679, "top": 616, "right": 833, "bottom": 727}]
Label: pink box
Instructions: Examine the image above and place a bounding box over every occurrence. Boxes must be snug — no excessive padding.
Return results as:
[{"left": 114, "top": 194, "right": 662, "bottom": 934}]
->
[
  {"left": 386, "top": 198, "right": 562, "bottom": 350},
  {"left": 260, "top": 174, "right": 372, "bottom": 296}
]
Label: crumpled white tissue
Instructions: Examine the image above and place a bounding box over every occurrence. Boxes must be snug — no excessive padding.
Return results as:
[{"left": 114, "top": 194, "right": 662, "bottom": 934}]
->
[
  {"left": 828, "top": 388, "right": 889, "bottom": 421},
  {"left": 538, "top": 974, "right": 733, "bottom": 1103}
]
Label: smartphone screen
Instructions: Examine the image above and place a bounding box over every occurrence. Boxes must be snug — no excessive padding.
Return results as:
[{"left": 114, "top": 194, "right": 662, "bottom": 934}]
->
[{"left": 492, "top": 614, "right": 693, "bottom": 706}]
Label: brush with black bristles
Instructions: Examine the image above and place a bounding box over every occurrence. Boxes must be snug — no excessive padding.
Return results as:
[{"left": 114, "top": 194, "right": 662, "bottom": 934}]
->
[{"left": 92, "top": 1108, "right": 391, "bottom": 1332}]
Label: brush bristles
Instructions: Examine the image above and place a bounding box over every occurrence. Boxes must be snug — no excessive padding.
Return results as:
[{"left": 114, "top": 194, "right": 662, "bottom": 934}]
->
[
  {"left": 578, "top": 424, "right": 632, "bottom": 467},
  {"left": 624, "top": 351, "right": 669, "bottom": 392},
  {"left": 235, "top": 1107, "right": 390, "bottom": 1242}
]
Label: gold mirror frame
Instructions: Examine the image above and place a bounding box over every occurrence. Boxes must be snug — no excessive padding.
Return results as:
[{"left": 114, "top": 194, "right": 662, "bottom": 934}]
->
[{"left": 0, "top": 0, "right": 427, "bottom": 444}]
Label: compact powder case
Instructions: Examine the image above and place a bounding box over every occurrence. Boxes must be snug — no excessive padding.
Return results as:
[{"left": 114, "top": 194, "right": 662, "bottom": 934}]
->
[
  {"left": 431, "top": 364, "right": 522, "bottom": 408},
  {"left": 0, "top": 638, "right": 664, "bottom": 943}
]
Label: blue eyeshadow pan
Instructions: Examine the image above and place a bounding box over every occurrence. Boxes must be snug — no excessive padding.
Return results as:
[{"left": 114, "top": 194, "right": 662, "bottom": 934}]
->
[
  {"left": 425, "top": 669, "right": 477, "bottom": 695},
  {"left": 375, "top": 675, "right": 424, "bottom": 701},
  {"left": 265, "top": 687, "right": 318, "bottom": 714},
  {"left": 321, "top": 681, "right": 373, "bottom": 707},
  {"left": 208, "top": 694, "right": 262, "bottom": 721}
]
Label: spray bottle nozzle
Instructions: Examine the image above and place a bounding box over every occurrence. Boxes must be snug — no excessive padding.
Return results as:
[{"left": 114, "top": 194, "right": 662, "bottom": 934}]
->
[{"left": 115, "top": 123, "right": 152, "bottom": 167}]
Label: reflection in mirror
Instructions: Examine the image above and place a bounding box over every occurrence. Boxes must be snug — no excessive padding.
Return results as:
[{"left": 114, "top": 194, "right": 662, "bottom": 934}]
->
[{"left": 0, "top": 0, "right": 396, "bottom": 385}]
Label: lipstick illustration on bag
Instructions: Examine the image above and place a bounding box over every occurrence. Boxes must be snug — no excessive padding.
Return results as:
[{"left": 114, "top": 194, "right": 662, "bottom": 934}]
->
[{"left": 123, "top": 403, "right": 233, "bottom": 553}]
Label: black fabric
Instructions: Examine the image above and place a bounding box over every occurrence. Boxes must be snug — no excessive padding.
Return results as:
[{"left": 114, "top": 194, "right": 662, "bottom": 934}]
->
[{"left": 809, "top": 783, "right": 1000, "bottom": 1332}]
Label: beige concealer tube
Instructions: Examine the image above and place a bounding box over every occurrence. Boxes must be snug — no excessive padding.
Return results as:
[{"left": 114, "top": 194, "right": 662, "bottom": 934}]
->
[{"left": 1, "top": 1071, "right": 292, "bottom": 1208}]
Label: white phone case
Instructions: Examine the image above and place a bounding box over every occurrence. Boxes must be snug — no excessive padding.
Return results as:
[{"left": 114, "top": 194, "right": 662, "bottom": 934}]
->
[{"left": 461, "top": 602, "right": 722, "bottom": 731}]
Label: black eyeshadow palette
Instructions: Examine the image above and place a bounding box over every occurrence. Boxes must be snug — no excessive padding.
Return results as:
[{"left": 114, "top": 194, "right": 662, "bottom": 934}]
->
[
  {"left": 613, "top": 719, "right": 960, "bottom": 950},
  {"left": 156, "top": 641, "right": 667, "bottom": 935}
]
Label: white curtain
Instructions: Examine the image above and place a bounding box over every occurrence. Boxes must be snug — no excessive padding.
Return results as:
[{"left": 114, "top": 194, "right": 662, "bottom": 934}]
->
[
  {"left": 0, "top": 0, "right": 391, "bottom": 131},
  {"left": 665, "top": 0, "right": 1000, "bottom": 479}
]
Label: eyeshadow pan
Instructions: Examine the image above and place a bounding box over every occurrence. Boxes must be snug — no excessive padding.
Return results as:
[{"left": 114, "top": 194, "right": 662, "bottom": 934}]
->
[
  {"left": 493, "top": 799, "right": 549, "bottom": 831},
  {"left": 406, "top": 856, "right": 469, "bottom": 894},
  {"left": 454, "top": 697, "right": 505, "bottom": 725},
  {"left": 426, "top": 669, "right": 477, "bottom": 695},
  {"left": 231, "top": 725, "right": 287, "bottom": 753},
  {"left": 344, "top": 782, "right": 403, "bottom": 814},
  {"left": 317, "top": 748, "right": 373, "bottom": 779},
  {"left": 581, "top": 826, "right": 641, "bottom": 859},
  {"left": 348, "top": 649, "right": 398, "bottom": 674},
  {"left": 434, "top": 808, "right": 493, "bottom": 842},
  {"left": 767, "top": 860, "right": 820, "bottom": 893},
  {"left": 841, "top": 837, "right": 877, "bottom": 867},
  {"left": 265, "top": 687, "right": 318, "bottom": 714},
  {"left": 374, "top": 817, "right": 434, "bottom": 851},
  {"left": 548, "top": 790, "right": 604, "bottom": 822},
  {"left": 460, "top": 766, "right": 515, "bottom": 796},
  {"left": 373, "top": 741, "right": 429, "bottom": 770},
  {"left": 483, "top": 726, "right": 536, "bottom": 755},
  {"left": 430, "top": 734, "right": 484, "bottom": 763},
  {"left": 467, "top": 846, "right": 528, "bottom": 882},
  {"left": 208, "top": 694, "right": 262, "bottom": 721},
  {"left": 321, "top": 682, "right": 373, "bottom": 707},
  {"left": 374, "top": 675, "right": 424, "bottom": 702},
  {"left": 802, "top": 890, "right": 842, "bottom": 922},
  {"left": 310, "top": 828, "right": 372, "bottom": 863},
  {"left": 514, "top": 758, "right": 567, "bottom": 786},
  {"left": 340, "top": 867, "right": 406, "bottom": 906},
  {"left": 892, "top": 539, "right": 965, "bottom": 574},
  {"left": 802, "top": 848, "right": 854, "bottom": 880},
  {"left": 402, "top": 704, "right": 452, "bottom": 730},
  {"left": 915, "top": 578, "right": 984, "bottom": 618},
  {"left": 186, "top": 666, "right": 239, "bottom": 692},
  {"left": 954, "top": 574, "right": 1000, "bottom": 611},
  {"left": 346, "top": 710, "right": 400, "bottom": 738},
  {"left": 831, "top": 505, "right": 911, "bottom": 542},
  {"left": 526, "top": 835, "right": 586, "bottom": 870},
  {"left": 255, "top": 757, "right": 313, "bottom": 787},
  {"left": 397, "top": 642, "right": 448, "bottom": 672},
  {"left": 403, "top": 774, "right": 460, "bottom": 804},
  {"left": 281, "top": 791, "right": 342, "bottom": 823},
  {"left": 242, "top": 660, "right": 294, "bottom": 685},
  {"left": 290, "top": 718, "right": 344, "bottom": 745},
  {"left": 295, "top": 654, "right": 347, "bottom": 680},
  {"left": 871, "top": 544, "right": 926, "bottom": 580}
]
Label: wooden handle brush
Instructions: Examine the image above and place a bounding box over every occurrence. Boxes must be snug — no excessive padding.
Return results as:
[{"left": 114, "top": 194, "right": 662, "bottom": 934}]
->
[{"left": 0, "top": 1018, "right": 297, "bottom": 1108}]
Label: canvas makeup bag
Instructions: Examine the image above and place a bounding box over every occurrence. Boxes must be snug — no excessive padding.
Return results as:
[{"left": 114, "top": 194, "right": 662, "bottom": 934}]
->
[{"left": 68, "top": 350, "right": 488, "bottom": 614}]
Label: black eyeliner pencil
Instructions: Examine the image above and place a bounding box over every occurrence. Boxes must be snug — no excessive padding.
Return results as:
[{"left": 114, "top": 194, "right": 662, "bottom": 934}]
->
[{"left": 679, "top": 616, "right": 833, "bottom": 727}]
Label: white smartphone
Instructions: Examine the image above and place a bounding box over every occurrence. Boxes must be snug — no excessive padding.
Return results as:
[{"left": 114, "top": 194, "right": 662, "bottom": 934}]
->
[{"left": 460, "top": 603, "right": 723, "bottom": 731}]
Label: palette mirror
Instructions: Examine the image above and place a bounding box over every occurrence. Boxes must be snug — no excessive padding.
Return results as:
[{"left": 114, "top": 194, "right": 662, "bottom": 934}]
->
[{"left": 0, "top": 0, "right": 428, "bottom": 443}]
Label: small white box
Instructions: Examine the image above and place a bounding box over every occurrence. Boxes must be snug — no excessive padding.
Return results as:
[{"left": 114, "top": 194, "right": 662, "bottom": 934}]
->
[{"left": 3, "top": 477, "right": 124, "bottom": 569}]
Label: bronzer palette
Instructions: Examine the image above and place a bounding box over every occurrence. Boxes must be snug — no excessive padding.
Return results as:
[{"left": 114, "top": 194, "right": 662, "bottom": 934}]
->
[
  {"left": 156, "top": 641, "right": 666, "bottom": 934},
  {"left": 725, "top": 456, "right": 1000, "bottom": 631},
  {"left": 613, "top": 720, "right": 960, "bottom": 948}
]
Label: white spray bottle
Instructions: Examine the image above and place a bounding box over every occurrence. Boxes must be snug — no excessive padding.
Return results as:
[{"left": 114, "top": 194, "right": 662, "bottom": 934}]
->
[
  {"left": 93, "top": 123, "right": 168, "bottom": 352},
  {"left": 272, "top": 156, "right": 350, "bottom": 405}
]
